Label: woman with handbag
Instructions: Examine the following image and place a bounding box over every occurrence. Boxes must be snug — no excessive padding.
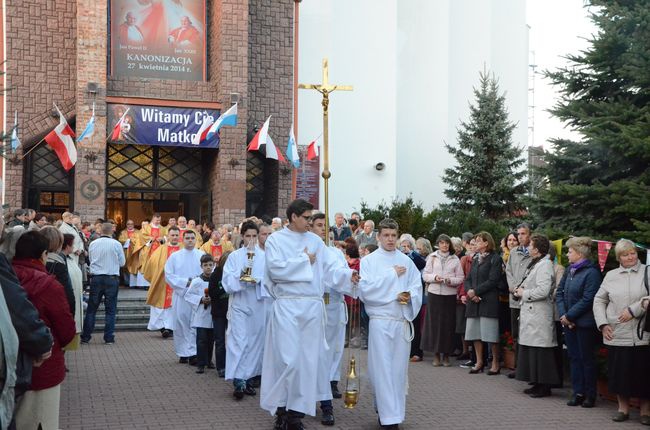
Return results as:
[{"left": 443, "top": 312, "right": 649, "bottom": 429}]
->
[
  {"left": 593, "top": 239, "right": 650, "bottom": 424},
  {"left": 512, "top": 234, "right": 560, "bottom": 398}
]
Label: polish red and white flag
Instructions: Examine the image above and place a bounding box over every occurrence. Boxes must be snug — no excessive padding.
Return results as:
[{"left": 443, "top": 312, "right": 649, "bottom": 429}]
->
[
  {"left": 247, "top": 115, "right": 271, "bottom": 151},
  {"left": 306, "top": 139, "right": 320, "bottom": 160},
  {"left": 44, "top": 106, "right": 77, "bottom": 171},
  {"left": 265, "top": 136, "right": 286, "bottom": 162},
  {"left": 111, "top": 108, "right": 131, "bottom": 141}
]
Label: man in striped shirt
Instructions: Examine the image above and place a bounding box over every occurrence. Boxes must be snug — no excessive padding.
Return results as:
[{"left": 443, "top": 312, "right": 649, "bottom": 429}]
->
[{"left": 81, "top": 223, "right": 126, "bottom": 345}]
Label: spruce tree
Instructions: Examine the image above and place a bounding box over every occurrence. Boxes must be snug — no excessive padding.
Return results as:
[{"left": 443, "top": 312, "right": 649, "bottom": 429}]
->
[
  {"left": 443, "top": 71, "right": 526, "bottom": 220},
  {"left": 534, "top": 0, "right": 650, "bottom": 242}
]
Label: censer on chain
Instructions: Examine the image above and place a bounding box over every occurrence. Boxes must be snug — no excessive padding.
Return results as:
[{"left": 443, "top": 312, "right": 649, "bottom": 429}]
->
[
  {"left": 343, "top": 285, "right": 362, "bottom": 409},
  {"left": 239, "top": 239, "right": 257, "bottom": 283}
]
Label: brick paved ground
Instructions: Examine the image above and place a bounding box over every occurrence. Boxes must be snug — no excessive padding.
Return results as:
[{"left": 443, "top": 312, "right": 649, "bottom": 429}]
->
[{"left": 60, "top": 331, "right": 639, "bottom": 429}]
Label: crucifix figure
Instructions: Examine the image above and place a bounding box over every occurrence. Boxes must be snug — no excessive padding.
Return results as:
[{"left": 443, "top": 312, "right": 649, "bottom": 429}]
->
[{"left": 299, "top": 58, "right": 353, "bottom": 246}]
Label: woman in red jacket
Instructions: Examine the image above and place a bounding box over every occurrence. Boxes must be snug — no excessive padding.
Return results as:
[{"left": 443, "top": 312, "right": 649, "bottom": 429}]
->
[{"left": 12, "top": 230, "right": 76, "bottom": 430}]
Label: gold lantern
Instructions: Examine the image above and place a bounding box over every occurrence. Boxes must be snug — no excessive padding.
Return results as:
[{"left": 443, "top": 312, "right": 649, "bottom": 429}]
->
[{"left": 343, "top": 285, "right": 362, "bottom": 409}]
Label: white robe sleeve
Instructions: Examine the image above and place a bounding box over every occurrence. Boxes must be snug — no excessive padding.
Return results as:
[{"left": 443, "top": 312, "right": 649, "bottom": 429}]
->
[
  {"left": 265, "top": 237, "right": 314, "bottom": 283},
  {"left": 184, "top": 279, "right": 204, "bottom": 308},
  {"left": 324, "top": 248, "right": 354, "bottom": 296},
  {"left": 164, "top": 255, "right": 189, "bottom": 293},
  {"left": 358, "top": 259, "right": 400, "bottom": 307},
  {"left": 400, "top": 260, "right": 423, "bottom": 322},
  {"left": 222, "top": 251, "right": 248, "bottom": 294}
]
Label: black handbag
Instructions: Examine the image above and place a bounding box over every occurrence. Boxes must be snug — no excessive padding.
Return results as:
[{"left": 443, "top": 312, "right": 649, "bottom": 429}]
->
[{"left": 637, "top": 265, "right": 649, "bottom": 337}]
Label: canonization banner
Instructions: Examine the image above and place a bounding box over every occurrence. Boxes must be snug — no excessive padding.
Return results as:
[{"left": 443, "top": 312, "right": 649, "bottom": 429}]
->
[
  {"left": 107, "top": 104, "right": 220, "bottom": 148},
  {"left": 110, "top": 0, "right": 207, "bottom": 81}
]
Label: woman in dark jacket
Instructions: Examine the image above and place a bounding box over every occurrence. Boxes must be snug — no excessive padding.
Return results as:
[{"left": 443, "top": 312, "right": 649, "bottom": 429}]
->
[
  {"left": 556, "top": 236, "right": 601, "bottom": 408},
  {"left": 209, "top": 251, "right": 232, "bottom": 378},
  {"left": 464, "top": 231, "right": 503, "bottom": 375},
  {"left": 40, "top": 226, "right": 75, "bottom": 317},
  {"left": 12, "top": 230, "right": 76, "bottom": 430}
]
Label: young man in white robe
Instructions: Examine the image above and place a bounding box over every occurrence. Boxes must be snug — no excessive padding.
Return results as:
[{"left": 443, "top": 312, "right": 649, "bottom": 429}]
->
[
  {"left": 222, "top": 220, "right": 268, "bottom": 400},
  {"left": 164, "top": 230, "right": 205, "bottom": 364},
  {"left": 356, "top": 218, "right": 422, "bottom": 430},
  {"left": 261, "top": 199, "right": 359, "bottom": 430},
  {"left": 310, "top": 212, "right": 349, "bottom": 426}
]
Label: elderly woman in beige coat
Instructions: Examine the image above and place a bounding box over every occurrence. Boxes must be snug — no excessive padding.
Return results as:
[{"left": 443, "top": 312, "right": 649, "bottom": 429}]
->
[
  {"left": 513, "top": 234, "right": 560, "bottom": 398},
  {"left": 593, "top": 239, "right": 650, "bottom": 425}
]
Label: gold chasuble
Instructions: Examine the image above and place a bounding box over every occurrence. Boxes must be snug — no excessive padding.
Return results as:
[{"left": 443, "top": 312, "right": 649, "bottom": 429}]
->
[
  {"left": 139, "top": 224, "right": 167, "bottom": 270},
  {"left": 118, "top": 228, "right": 142, "bottom": 275},
  {"left": 144, "top": 243, "right": 180, "bottom": 309},
  {"left": 199, "top": 239, "right": 234, "bottom": 259}
]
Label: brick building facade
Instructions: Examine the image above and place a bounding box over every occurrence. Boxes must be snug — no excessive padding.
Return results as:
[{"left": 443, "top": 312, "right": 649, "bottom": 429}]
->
[{"left": 2, "top": 0, "right": 294, "bottom": 226}]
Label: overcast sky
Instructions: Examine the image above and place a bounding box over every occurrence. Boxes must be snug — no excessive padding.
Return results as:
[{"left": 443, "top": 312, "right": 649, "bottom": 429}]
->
[{"left": 526, "top": 0, "right": 597, "bottom": 148}]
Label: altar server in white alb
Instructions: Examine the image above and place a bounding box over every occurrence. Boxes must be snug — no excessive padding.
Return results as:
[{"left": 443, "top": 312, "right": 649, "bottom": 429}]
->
[
  {"left": 309, "top": 212, "right": 349, "bottom": 427},
  {"left": 260, "top": 199, "right": 359, "bottom": 430},
  {"left": 357, "top": 218, "right": 422, "bottom": 430},
  {"left": 184, "top": 253, "right": 216, "bottom": 374},
  {"left": 222, "top": 220, "right": 269, "bottom": 400},
  {"left": 164, "top": 230, "right": 205, "bottom": 364}
]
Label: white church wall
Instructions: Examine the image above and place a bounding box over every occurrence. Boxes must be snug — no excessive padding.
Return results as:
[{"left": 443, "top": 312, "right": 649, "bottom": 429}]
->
[
  {"left": 298, "top": 0, "right": 398, "bottom": 219},
  {"left": 298, "top": 0, "right": 527, "bottom": 219}
]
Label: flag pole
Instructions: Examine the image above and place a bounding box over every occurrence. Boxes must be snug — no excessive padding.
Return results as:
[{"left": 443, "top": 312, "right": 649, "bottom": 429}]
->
[{"left": 19, "top": 137, "right": 46, "bottom": 160}]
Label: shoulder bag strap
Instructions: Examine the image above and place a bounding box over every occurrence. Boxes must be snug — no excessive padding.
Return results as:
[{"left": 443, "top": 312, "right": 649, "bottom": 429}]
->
[{"left": 636, "top": 265, "right": 649, "bottom": 339}]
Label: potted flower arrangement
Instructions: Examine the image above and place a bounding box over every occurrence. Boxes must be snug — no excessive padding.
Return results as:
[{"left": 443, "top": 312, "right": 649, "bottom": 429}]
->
[
  {"left": 501, "top": 331, "right": 515, "bottom": 369},
  {"left": 596, "top": 347, "right": 615, "bottom": 401}
]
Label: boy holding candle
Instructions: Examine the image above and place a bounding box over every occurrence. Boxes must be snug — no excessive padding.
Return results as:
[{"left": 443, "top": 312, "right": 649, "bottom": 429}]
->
[{"left": 184, "top": 253, "right": 216, "bottom": 374}]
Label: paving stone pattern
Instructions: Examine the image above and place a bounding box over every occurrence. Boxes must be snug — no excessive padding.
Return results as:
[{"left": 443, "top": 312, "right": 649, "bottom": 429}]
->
[{"left": 59, "top": 331, "right": 635, "bottom": 429}]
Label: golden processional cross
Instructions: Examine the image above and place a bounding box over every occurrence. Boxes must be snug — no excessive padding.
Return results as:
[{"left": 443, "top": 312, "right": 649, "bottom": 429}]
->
[{"left": 298, "top": 58, "right": 353, "bottom": 245}]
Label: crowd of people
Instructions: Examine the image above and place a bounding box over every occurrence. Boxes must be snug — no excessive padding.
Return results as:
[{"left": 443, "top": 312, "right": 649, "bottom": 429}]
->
[{"left": 1, "top": 204, "right": 649, "bottom": 429}]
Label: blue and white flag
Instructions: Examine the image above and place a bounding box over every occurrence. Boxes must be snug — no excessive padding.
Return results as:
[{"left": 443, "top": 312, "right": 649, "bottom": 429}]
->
[
  {"left": 206, "top": 103, "right": 238, "bottom": 139},
  {"left": 10, "top": 111, "right": 20, "bottom": 151},
  {"left": 286, "top": 124, "right": 300, "bottom": 168},
  {"left": 77, "top": 103, "right": 95, "bottom": 143}
]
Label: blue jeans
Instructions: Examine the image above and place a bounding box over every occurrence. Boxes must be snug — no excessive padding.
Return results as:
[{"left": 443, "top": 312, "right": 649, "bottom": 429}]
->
[
  {"left": 82, "top": 275, "right": 119, "bottom": 343},
  {"left": 564, "top": 326, "right": 599, "bottom": 397},
  {"left": 213, "top": 316, "right": 227, "bottom": 372}
]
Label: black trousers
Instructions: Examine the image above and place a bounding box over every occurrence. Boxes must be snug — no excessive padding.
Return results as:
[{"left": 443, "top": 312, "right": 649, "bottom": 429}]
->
[{"left": 196, "top": 327, "right": 214, "bottom": 367}]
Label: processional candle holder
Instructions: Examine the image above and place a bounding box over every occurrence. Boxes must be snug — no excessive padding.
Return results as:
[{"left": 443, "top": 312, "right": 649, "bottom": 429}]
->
[
  {"left": 343, "top": 284, "right": 362, "bottom": 409},
  {"left": 239, "top": 239, "right": 257, "bottom": 283}
]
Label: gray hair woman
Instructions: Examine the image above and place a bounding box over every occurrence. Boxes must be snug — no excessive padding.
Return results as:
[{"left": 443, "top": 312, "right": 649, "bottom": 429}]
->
[{"left": 593, "top": 239, "right": 650, "bottom": 424}]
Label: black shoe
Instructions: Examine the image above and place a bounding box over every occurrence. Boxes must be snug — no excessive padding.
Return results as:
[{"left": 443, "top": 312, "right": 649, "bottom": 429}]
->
[
  {"left": 459, "top": 360, "right": 475, "bottom": 369},
  {"left": 274, "top": 412, "right": 287, "bottom": 430},
  {"left": 80, "top": 338, "right": 90, "bottom": 344},
  {"left": 243, "top": 385, "right": 256, "bottom": 396},
  {"left": 581, "top": 397, "right": 596, "bottom": 408},
  {"left": 507, "top": 371, "right": 516, "bottom": 379},
  {"left": 524, "top": 384, "right": 539, "bottom": 395},
  {"left": 287, "top": 422, "right": 304, "bottom": 430},
  {"left": 233, "top": 387, "right": 244, "bottom": 400},
  {"left": 469, "top": 365, "right": 484, "bottom": 374},
  {"left": 321, "top": 410, "right": 335, "bottom": 426},
  {"left": 195, "top": 366, "right": 205, "bottom": 374},
  {"left": 188, "top": 356, "right": 198, "bottom": 366},
  {"left": 217, "top": 369, "right": 225, "bottom": 378},
  {"left": 179, "top": 357, "right": 189, "bottom": 364},
  {"left": 161, "top": 329, "right": 172, "bottom": 338},
  {"left": 104, "top": 340, "right": 115, "bottom": 345},
  {"left": 567, "top": 394, "right": 585, "bottom": 406},
  {"left": 487, "top": 368, "right": 501, "bottom": 376},
  {"left": 330, "top": 381, "right": 342, "bottom": 399},
  {"left": 529, "top": 385, "right": 551, "bottom": 398},
  {"left": 207, "top": 362, "right": 216, "bottom": 369},
  {"left": 249, "top": 375, "right": 261, "bottom": 388},
  {"left": 380, "top": 425, "right": 399, "bottom": 429}
]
